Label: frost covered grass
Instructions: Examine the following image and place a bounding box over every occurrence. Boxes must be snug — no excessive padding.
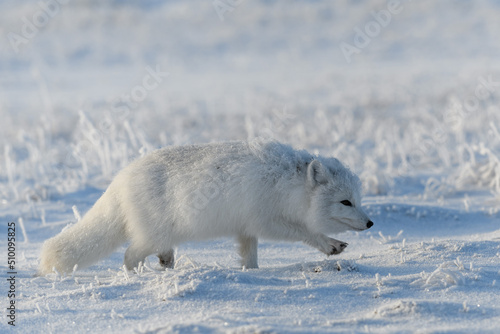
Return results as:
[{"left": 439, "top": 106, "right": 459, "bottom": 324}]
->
[{"left": 1, "top": 0, "right": 500, "bottom": 333}]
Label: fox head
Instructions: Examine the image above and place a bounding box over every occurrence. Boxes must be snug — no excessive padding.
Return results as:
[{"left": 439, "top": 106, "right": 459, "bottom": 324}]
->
[{"left": 305, "top": 158, "right": 373, "bottom": 235}]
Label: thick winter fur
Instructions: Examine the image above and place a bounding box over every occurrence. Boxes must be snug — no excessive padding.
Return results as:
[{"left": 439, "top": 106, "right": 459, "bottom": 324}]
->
[{"left": 39, "top": 140, "right": 373, "bottom": 275}]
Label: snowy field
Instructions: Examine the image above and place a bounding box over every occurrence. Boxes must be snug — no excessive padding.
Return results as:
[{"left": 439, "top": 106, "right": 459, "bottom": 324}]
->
[{"left": 1, "top": 0, "right": 500, "bottom": 333}]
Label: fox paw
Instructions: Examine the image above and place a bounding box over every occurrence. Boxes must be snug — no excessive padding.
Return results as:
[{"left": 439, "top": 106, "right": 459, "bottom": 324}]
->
[{"left": 329, "top": 240, "right": 348, "bottom": 255}]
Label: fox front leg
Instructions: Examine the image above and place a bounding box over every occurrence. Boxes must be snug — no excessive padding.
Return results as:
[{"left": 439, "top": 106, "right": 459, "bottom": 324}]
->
[
  {"left": 327, "top": 237, "right": 348, "bottom": 255},
  {"left": 238, "top": 235, "right": 259, "bottom": 269},
  {"left": 304, "top": 233, "right": 348, "bottom": 256}
]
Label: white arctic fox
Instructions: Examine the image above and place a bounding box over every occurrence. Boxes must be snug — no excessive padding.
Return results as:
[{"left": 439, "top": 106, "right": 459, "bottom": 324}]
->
[{"left": 39, "top": 140, "right": 373, "bottom": 275}]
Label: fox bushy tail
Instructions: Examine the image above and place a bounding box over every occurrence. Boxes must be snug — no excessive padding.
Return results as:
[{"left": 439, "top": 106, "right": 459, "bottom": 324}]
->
[{"left": 38, "top": 190, "right": 128, "bottom": 275}]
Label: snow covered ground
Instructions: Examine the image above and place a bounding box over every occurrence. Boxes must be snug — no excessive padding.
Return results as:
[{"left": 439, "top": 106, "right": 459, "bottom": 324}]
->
[{"left": 1, "top": 0, "right": 500, "bottom": 332}]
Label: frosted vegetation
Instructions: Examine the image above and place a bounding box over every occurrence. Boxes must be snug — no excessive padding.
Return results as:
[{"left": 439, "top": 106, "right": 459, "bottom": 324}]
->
[{"left": 1, "top": 0, "right": 499, "bottom": 333}]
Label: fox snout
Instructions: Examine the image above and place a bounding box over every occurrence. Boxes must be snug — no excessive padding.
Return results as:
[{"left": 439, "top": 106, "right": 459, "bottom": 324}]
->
[{"left": 367, "top": 220, "right": 374, "bottom": 229}]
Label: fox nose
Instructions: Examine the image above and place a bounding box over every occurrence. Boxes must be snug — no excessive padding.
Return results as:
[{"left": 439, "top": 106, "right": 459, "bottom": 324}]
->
[{"left": 367, "top": 221, "right": 374, "bottom": 229}]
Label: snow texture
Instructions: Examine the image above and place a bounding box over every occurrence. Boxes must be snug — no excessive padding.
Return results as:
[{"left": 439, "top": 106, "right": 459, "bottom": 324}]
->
[{"left": 1, "top": 0, "right": 500, "bottom": 333}]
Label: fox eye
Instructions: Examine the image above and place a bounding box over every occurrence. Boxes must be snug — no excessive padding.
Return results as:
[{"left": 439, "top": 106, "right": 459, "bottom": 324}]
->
[{"left": 341, "top": 200, "right": 353, "bottom": 207}]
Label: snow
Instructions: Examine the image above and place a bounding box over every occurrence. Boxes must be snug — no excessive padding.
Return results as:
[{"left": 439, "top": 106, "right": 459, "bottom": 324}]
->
[{"left": 1, "top": 0, "right": 500, "bottom": 332}]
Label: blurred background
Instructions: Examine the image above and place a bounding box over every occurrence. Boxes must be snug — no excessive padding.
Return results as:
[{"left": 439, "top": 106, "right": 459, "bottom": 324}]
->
[{"left": 1, "top": 0, "right": 499, "bottom": 205}]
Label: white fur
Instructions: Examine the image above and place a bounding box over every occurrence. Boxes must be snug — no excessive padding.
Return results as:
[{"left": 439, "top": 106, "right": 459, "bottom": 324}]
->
[{"left": 38, "top": 140, "right": 373, "bottom": 275}]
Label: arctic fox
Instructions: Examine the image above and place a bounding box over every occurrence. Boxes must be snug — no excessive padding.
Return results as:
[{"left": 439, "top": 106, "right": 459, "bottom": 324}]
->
[{"left": 39, "top": 140, "right": 373, "bottom": 275}]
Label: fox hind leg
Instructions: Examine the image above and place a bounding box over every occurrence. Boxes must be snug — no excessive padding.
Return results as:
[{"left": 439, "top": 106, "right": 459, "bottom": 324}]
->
[
  {"left": 124, "top": 244, "right": 152, "bottom": 270},
  {"left": 158, "top": 249, "right": 175, "bottom": 269},
  {"left": 238, "top": 235, "right": 258, "bottom": 269}
]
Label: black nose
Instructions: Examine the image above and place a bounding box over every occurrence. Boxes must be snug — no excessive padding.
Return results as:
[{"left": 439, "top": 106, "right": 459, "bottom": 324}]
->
[{"left": 367, "top": 221, "right": 374, "bottom": 228}]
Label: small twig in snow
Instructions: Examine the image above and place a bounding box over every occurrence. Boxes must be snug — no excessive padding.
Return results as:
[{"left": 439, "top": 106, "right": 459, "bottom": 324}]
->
[
  {"left": 18, "top": 217, "right": 29, "bottom": 243},
  {"left": 72, "top": 205, "right": 82, "bottom": 222}
]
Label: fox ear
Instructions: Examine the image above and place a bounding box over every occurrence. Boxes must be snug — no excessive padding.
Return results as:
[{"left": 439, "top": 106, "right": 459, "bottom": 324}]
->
[{"left": 307, "top": 160, "right": 329, "bottom": 187}]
